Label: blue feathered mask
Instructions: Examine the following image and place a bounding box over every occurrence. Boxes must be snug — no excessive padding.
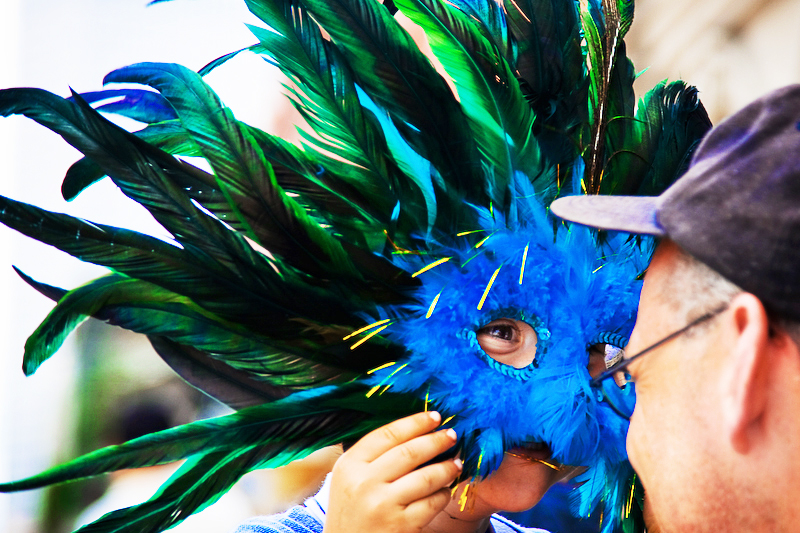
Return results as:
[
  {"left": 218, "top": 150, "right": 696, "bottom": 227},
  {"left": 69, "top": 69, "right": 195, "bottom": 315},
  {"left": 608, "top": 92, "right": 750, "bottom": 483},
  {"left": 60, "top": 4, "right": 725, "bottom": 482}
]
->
[
  {"left": 370, "top": 176, "right": 647, "bottom": 520},
  {"left": 0, "top": 0, "right": 710, "bottom": 531}
]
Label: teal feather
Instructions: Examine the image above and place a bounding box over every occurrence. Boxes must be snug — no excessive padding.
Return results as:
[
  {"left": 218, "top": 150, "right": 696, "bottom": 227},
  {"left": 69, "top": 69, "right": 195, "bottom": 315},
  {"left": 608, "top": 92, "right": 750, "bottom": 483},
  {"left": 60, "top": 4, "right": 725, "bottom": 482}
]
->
[
  {"left": 2, "top": 385, "right": 423, "bottom": 533},
  {"left": 0, "top": 190, "right": 402, "bottom": 362},
  {"left": 74, "top": 449, "right": 270, "bottom": 532},
  {"left": 500, "top": 0, "right": 588, "bottom": 200},
  {"left": 0, "top": 88, "right": 272, "bottom": 279},
  {"left": 73, "top": 89, "right": 178, "bottom": 123},
  {"left": 242, "top": 2, "right": 421, "bottom": 235},
  {"left": 504, "top": 0, "right": 584, "bottom": 110},
  {"left": 197, "top": 44, "right": 266, "bottom": 77}
]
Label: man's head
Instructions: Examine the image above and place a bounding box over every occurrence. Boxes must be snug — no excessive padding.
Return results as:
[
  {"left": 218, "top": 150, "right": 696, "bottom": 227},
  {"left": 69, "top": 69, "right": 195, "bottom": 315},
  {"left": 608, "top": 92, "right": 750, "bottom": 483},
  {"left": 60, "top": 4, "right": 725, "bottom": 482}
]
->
[{"left": 551, "top": 85, "right": 800, "bottom": 531}]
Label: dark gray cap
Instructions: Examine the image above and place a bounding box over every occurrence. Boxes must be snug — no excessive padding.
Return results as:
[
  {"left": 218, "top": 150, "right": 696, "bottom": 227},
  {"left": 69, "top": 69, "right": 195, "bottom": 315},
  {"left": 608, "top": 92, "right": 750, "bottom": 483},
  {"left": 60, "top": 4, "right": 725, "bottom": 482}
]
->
[{"left": 551, "top": 84, "right": 800, "bottom": 321}]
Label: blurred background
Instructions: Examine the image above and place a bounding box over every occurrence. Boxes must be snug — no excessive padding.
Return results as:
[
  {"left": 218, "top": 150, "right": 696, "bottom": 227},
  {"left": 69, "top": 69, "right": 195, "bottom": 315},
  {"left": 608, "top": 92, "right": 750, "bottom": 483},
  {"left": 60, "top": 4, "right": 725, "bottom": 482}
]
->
[
  {"left": 0, "top": 2, "right": 325, "bottom": 531},
  {"left": 0, "top": 0, "right": 798, "bottom": 531}
]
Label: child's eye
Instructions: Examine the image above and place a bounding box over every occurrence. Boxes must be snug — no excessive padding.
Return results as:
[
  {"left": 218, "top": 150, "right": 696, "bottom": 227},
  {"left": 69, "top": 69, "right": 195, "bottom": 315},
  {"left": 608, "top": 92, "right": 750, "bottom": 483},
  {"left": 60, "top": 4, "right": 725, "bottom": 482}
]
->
[
  {"left": 477, "top": 319, "right": 537, "bottom": 368},
  {"left": 479, "top": 323, "right": 518, "bottom": 341}
]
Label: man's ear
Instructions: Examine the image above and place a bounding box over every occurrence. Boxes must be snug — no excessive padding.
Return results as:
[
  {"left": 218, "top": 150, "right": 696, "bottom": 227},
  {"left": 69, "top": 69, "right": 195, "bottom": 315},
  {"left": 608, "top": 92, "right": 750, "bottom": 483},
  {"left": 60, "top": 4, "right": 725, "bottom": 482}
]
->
[{"left": 722, "top": 293, "right": 773, "bottom": 454}]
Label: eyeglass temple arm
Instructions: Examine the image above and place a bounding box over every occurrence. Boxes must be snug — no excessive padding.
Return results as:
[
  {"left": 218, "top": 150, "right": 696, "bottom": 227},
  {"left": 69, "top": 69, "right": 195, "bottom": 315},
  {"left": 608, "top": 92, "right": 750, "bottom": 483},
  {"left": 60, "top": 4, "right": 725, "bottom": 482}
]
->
[{"left": 590, "top": 304, "right": 729, "bottom": 387}]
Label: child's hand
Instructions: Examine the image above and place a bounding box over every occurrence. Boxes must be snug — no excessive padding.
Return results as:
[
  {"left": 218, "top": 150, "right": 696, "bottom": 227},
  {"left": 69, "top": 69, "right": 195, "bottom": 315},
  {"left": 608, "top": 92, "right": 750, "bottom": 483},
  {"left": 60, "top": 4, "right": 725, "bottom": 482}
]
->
[{"left": 324, "top": 411, "right": 462, "bottom": 533}]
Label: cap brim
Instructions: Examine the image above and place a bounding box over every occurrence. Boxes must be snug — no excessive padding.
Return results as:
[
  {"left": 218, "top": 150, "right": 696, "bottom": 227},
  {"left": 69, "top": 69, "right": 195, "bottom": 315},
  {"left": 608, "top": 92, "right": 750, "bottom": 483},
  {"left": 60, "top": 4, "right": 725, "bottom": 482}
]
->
[{"left": 550, "top": 195, "right": 665, "bottom": 236}]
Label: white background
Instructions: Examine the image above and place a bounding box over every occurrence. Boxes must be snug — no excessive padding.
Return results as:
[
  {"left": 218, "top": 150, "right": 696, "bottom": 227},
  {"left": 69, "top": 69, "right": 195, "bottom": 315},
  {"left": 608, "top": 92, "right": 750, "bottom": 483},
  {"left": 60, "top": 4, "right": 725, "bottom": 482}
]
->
[{"left": 0, "top": 1, "right": 289, "bottom": 530}]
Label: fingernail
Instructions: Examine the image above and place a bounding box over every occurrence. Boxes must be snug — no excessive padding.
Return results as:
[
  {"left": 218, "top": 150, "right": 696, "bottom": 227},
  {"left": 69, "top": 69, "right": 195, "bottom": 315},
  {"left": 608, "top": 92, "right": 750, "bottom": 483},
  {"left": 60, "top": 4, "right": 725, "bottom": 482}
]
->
[
  {"left": 445, "top": 428, "right": 457, "bottom": 440},
  {"left": 428, "top": 411, "right": 441, "bottom": 424},
  {"left": 453, "top": 458, "right": 463, "bottom": 470}
]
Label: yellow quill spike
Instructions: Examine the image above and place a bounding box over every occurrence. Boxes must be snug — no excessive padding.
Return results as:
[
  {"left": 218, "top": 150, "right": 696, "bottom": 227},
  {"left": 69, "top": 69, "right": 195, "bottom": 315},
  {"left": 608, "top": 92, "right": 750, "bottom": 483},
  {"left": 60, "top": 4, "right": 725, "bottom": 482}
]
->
[
  {"left": 519, "top": 244, "right": 529, "bottom": 285},
  {"left": 458, "top": 484, "right": 471, "bottom": 512},
  {"left": 474, "top": 234, "right": 492, "bottom": 248},
  {"left": 367, "top": 361, "right": 396, "bottom": 374},
  {"left": 626, "top": 479, "right": 636, "bottom": 517},
  {"left": 350, "top": 324, "right": 391, "bottom": 350},
  {"left": 343, "top": 319, "right": 391, "bottom": 340},
  {"left": 424, "top": 385, "right": 430, "bottom": 412},
  {"left": 426, "top": 292, "right": 442, "bottom": 318},
  {"left": 411, "top": 257, "right": 451, "bottom": 278},
  {"left": 477, "top": 267, "right": 502, "bottom": 310}
]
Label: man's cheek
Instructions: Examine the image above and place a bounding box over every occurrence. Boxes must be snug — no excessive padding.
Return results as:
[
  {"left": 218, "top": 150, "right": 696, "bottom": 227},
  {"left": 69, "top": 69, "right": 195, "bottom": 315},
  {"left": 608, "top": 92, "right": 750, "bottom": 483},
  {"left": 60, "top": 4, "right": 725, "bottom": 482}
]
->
[
  {"left": 625, "top": 392, "right": 652, "bottom": 478},
  {"left": 625, "top": 413, "right": 642, "bottom": 472},
  {"left": 642, "top": 494, "right": 663, "bottom": 533}
]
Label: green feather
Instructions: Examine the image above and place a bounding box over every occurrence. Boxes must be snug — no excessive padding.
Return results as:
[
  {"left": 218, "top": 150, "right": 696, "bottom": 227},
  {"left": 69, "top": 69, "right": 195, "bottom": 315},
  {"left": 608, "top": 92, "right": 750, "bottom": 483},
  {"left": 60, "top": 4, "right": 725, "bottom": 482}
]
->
[
  {"left": 394, "top": 0, "right": 543, "bottom": 206},
  {"left": 0, "top": 384, "right": 416, "bottom": 492},
  {"left": 21, "top": 273, "right": 354, "bottom": 388},
  {"left": 75, "top": 449, "right": 271, "bottom": 532},
  {"left": 0, "top": 192, "right": 391, "bottom": 341},
  {"left": 601, "top": 81, "right": 711, "bottom": 196},
  {"left": 290, "top": 0, "right": 482, "bottom": 205},
  {"left": 580, "top": 0, "right": 636, "bottom": 194},
  {"left": 104, "top": 64, "right": 365, "bottom": 280},
  {"left": 150, "top": 338, "right": 296, "bottom": 408},
  {"left": 63, "top": 120, "right": 202, "bottom": 201}
]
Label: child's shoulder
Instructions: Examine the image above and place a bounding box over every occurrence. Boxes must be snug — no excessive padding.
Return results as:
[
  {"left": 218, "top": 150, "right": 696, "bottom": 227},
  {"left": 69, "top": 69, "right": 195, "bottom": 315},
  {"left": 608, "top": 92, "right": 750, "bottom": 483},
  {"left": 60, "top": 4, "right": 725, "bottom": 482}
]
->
[
  {"left": 490, "top": 513, "right": 550, "bottom": 533},
  {"left": 231, "top": 505, "right": 323, "bottom": 533}
]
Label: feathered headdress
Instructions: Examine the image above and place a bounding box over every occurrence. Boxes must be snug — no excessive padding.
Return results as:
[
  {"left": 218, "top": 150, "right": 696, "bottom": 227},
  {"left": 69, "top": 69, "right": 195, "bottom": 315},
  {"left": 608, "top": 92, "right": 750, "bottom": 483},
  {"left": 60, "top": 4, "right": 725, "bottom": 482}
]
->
[{"left": 0, "top": 0, "right": 710, "bottom": 531}]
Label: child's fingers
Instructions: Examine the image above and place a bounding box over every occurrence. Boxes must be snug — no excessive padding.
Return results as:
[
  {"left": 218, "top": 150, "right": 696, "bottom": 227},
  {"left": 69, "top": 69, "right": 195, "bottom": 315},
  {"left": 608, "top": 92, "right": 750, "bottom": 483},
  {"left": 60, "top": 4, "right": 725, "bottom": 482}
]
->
[
  {"left": 400, "top": 486, "right": 454, "bottom": 529},
  {"left": 324, "top": 414, "right": 460, "bottom": 533},
  {"left": 390, "top": 457, "right": 463, "bottom": 506},
  {"left": 346, "top": 411, "right": 442, "bottom": 464},
  {"left": 372, "top": 427, "right": 458, "bottom": 481}
]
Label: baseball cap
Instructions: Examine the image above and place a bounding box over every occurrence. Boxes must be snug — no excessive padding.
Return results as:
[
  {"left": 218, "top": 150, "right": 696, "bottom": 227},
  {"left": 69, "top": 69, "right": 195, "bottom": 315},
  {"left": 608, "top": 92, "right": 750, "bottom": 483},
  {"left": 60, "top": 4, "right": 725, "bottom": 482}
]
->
[{"left": 550, "top": 84, "right": 800, "bottom": 321}]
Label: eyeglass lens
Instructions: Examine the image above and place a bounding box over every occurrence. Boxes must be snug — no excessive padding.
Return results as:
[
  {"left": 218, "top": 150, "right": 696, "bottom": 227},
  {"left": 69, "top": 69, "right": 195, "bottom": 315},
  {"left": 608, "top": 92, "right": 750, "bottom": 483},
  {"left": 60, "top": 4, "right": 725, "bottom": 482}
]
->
[
  {"left": 596, "top": 344, "right": 635, "bottom": 419},
  {"left": 598, "top": 375, "right": 636, "bottom": 419}
]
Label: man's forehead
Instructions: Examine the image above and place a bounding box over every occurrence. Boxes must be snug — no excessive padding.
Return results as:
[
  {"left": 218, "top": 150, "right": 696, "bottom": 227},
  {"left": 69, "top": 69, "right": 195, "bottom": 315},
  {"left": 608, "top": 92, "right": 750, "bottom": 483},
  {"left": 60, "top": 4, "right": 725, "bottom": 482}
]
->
[
  {"left": 638, "top": 240, "right": 685, "bottom": 324},
  {"left": 644, "top": 241, "right": 679, "bottom": 288}
]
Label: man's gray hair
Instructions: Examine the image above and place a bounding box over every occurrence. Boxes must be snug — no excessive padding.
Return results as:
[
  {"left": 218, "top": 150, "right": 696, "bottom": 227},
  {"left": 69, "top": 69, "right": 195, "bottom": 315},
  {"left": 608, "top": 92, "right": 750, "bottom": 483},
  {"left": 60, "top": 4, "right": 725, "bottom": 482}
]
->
[
  {"left": 660, "top": 248, "right": 740, "bottom": 320},
  {"left": 663, "top": 246, "right": 800, "bottom": 344}
]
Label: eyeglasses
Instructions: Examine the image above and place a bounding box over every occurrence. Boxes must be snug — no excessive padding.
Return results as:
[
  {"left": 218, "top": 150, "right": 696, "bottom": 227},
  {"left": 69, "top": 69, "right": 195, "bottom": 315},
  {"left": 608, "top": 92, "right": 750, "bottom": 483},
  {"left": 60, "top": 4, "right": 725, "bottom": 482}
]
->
[{"left": 590, "top": 303, "right": 730, "bottom": 420}]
